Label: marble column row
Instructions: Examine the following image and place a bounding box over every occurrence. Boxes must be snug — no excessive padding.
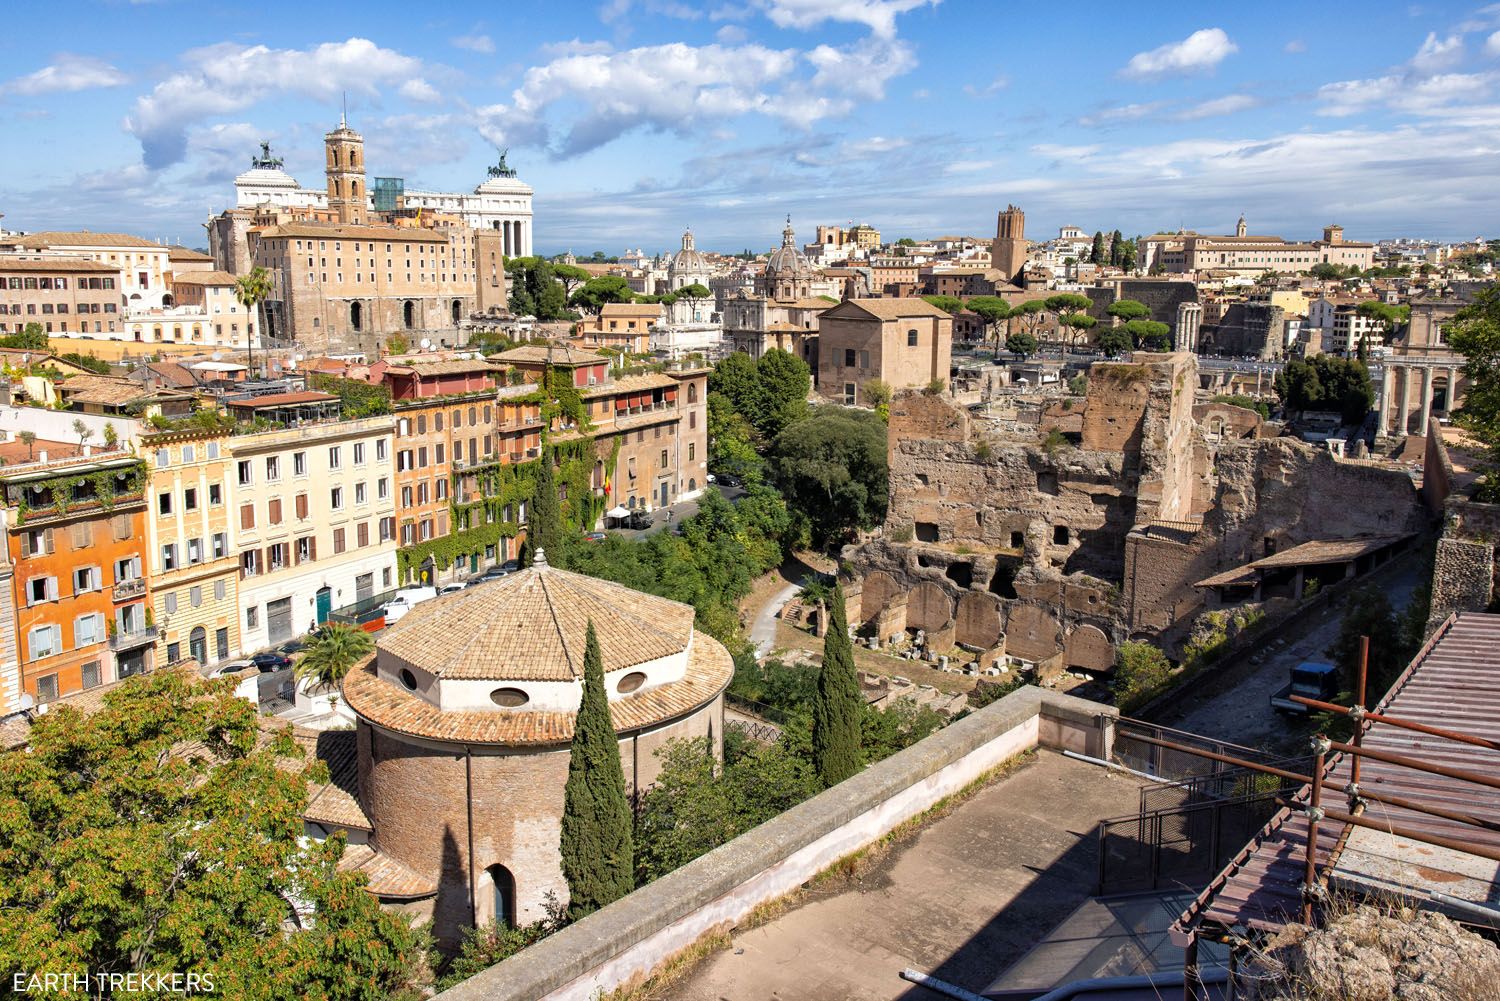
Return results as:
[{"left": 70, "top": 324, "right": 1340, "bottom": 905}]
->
[{"left": 1381, "top": 362, "right": 1459, "bottom": 437}]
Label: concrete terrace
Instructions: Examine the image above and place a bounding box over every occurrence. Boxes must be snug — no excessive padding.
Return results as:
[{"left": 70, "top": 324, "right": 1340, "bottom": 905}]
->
[{"left": 670, "top": 750, "right": 1145, "bottom": 1001}]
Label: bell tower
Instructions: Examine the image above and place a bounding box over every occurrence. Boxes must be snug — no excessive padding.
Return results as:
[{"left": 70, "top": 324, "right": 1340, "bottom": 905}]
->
[
  {"left": 325, "top": 109, "right": 367, "bottom": 225},
  {"left": 991, "top": 204, "right": 1028, "bottom": 281}
]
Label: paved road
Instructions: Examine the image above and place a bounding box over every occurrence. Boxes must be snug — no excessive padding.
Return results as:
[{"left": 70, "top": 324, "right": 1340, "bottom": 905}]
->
[
  {"left": 752, "top": 579, "right": 801, "bottom": 657},
  {"left": 607, "top": 484, "right": 746, "bottom": 541},
  {"left": 1149, "top": 558, "right": 1424, "bottom": 754}
]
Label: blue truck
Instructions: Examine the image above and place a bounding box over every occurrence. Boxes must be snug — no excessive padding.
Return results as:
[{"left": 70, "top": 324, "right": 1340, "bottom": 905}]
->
[{"left": 1270, "top": 661, "right": 1340, "bottom": 714}]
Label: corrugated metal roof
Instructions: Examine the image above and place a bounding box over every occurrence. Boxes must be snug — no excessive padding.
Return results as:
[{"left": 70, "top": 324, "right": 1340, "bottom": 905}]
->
[{"left": 1184, "top": 612, "right": 1500, "bottom": 933}]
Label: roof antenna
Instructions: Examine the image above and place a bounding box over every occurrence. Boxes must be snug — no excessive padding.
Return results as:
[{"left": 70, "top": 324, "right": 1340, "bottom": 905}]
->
[{"left": 341, "top": 91, "right": 347, "bottom": 128}]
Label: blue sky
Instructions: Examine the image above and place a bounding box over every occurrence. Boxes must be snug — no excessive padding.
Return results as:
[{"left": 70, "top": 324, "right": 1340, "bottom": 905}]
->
[{"left": 2, "top": 0, "right": 1499, "bottom": 254}]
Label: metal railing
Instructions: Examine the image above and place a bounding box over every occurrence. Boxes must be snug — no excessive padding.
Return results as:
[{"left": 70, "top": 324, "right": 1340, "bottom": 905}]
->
[
  {"left": 109, "top": 625, "right": 159, "bottom": 651},
  {"left": 112, "top": 578, "right": 146, "bottom": 601}
]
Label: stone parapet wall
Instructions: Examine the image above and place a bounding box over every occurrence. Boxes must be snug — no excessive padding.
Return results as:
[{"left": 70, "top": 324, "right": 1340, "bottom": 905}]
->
[
  {"left": 1430, "top": 496, "right": 1500, "bottom": 624},
  {"left": 433, "top": 688, "right": 1115, "bottom": 1001}
]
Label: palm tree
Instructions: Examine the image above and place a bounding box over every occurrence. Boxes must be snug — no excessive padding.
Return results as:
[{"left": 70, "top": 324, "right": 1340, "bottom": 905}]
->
[
  {"left": 18, "top": 431, "right": 36, "bottom": 460},
  {"left": 234, "top": 267, "right": 274, "bottom": 378},
  {"left": 295, "top": 623, "right": 374, "bottom": 691}
]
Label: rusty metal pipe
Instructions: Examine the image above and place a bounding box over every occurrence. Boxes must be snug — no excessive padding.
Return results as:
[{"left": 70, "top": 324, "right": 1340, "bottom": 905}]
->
[
  {"left": 1290, "top": 695, "right": 1500, "bottom": 753},
  {"left": 1127, "top": 732, "right": 1308, "bottom": 783},
  {"left": 1274, "top": 799, "right": 1500, "bottom": 865},
  {"left": 1304, "top": 743, "right": 1326, "bottom": 923},
  {"left": 1324, "top": 738, "right": 1500, "bottom": 791},
  {"left": 1353, "top": 636, "right": 1369, "bottom": 789}
]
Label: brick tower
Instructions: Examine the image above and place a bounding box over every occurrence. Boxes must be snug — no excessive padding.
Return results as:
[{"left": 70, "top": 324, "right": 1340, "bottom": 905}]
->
[
  {"left": 325, "top": 112, "right": 367, "bottom": 225},
  {"left": 991, "top": 204, "right": 1028, "bottom": 281}
]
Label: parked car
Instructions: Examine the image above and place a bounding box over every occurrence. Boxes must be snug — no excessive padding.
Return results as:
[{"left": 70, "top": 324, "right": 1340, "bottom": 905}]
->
[
  {"left": 499, "top": 559, "right": 521, "bottom": 573},
  {"left": 381, "top": 586, "right": 438, "bottom": 625},
  {"left": 583, "top": 531, "right": 608, "bottom": 543},
  {"left": 250, "top": 652, "right": 293, "bottom": 672},
  {"left": 716, "top": 473, "right": 741, "bottom": 488},
  {"left": 478, "top": 565, "right": 511, "bottom": 581},
  {"left": 437, "top": 582, "right": 470, "bottom": 596},
  {"left": 216, "top": 659, "right": 255, "bottom": 677},
  {"left": 625, "top": 510, "right": 654, "bottom": 530},
  {"left": 1270, "top": 661, "right": 1340, "bottom": 715}
]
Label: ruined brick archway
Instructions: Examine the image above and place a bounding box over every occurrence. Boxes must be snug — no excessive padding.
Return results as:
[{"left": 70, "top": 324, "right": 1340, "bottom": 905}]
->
[
  {"left": 907, "top": 581, "right": 954, "bottom": 632},
  {"left": 861, "top": 571, "right": 902, "bottom": 623},
  {"left": 956, "top": 592, "right": 1004, "bottom": 649},
  {"left": 1065, "top": 624, "right": 1114, "bottom": 672},
  {"left": 1005, "top": 605, "right": 1062, "bottom": 663}
]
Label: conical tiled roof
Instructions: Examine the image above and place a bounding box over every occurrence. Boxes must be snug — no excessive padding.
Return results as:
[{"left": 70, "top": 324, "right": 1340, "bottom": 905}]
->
[{"left": 376, "top": 555, "right": 696, "bottom": 682}]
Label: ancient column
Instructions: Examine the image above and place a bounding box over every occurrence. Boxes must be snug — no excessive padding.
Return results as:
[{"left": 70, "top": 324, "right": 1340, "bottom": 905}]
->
[
  {"left": 1447, "top": 366, "right": 1459, "bottom": 414},
  {"left": 1418, "top": 366, "right": 1433, "bottom": 438}
]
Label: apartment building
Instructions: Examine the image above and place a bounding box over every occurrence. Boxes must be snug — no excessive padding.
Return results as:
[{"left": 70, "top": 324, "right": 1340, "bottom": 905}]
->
[
  {"left": 817, "top": 297, "right": 954, "bottom": 404},
  {"left": 1, "top": 231, "right": 173, "bottom": 307},
  {"left": 575, "top": 302, "right": 663, "bottom": 354},
  {"left": 0, "top": 444, "right": 152, "bottom": 711},
  {"left": 144, "top": 427, "right": 240, "bottom": 668},
  {"left": 229, "top": 415, "right": 397, "bottom": 649},
  {"left": 0, "top": 255, "right": 122, "bottom": 336}
]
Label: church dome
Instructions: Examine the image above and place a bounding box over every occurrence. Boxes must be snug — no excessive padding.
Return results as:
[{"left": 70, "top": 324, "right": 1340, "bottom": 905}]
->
[
  {"left": 669, "top": 228, "right": 709, "bottom": 275},
  {"left": 765, "top": 216, "right": 811, "bottom": 279}
]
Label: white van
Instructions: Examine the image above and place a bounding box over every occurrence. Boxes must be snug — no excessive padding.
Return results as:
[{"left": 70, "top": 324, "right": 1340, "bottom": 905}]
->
[{"left": 381, "top": 586, "right": 438, "bottom": 625}]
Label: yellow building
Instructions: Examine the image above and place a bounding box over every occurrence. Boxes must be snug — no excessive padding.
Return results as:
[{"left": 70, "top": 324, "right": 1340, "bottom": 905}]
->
[{"left": 143, "top": 427, "right": 241, "bottom": 667}]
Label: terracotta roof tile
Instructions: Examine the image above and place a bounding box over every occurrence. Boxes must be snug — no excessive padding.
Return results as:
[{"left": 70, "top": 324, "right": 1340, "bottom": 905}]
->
[
  {"left": 343, "top": 632, "right": 732, "bottom": 746},
  {"left": 297, "top": 728, "right": 372, "bottom": 832},
  {"left": 338, "top": 843, "right": 438, "bottom": 899}
]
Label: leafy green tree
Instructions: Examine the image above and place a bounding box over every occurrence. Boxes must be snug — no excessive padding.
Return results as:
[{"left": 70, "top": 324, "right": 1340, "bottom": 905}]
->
[
  {"left": 1119, "top": 239, "right": 1138, "bottom": 271},
  {"left": 559, "top": 622, "right": 634, "bottom": 919},
  {"left": 677, "top": 282, "right": 712, "bottom": 304},
  {"left": 1106, "top": 299, "right": 1150, "bottom": 323},
  {"left": 1124, "top": 318, "right": 1172, "bottom": 351},
  {"left": 1328, "top": 586, "right": 1408, "bottom": 697},
  {"left": 526, "top": 450, "right": 565, "bottom": 567},
  {"left": 896, "top": 237, "right": 916, "bottom": 247},
  {"left": 18, "top": 430, "right": 36, "bottom": 460},
  {"left": 708, "top": 352, "right": 762, "bottom": 418},
  {"left": 1016, "top": 298, "right": 1049, "bottom": 338},
  {"left": 862, "top": 378, "right": 893, "bottom": 421},
  {"left": 0, "top": 672, "right": 424, "bottom": 999},
  {"left": 1006, "top": 331, "right": 1039, "bottom": 358},
  {"left": 772, "top": 406, "right": 888, "bottom": 544},
  {"left": 812, "top": 583, "right": 863, "bottom": 786},
  {"left": 436, "top": 900, "right": 566, "bottom": 991},
  {"left": 568, "top": 275, "right": 635, "bottom": 315},
  {"left": 1356, "top": 301, "right": 1411, "bottom": 354},
  {"left": 920, "top": 294, "right": 965, "bottom": 315},
  {"left": 552, "top": 263, "right": 591, "bottom": 297},
  {"left": 1097, "top": 327, "right": 1133, "bottom": 357},
  {"left": 1062, "top": 313, "right": 1098, "bottom": 348},
  {"left": 234, "top": 267, "right": 273, "bottom": 376},
  {"left": 1447, "top": 286, "right": 1500, "bottom": 498},
  {"left": 1212, "top": 394, "right": 1271, "bottom": 419},
  {"left": 58, "top": 351, "right": 111, "bottom": 374},
  {"left": 755, "top": 349, "right": 812, "bottom": 439},
  {"left": 706, "top": 391, "right": 762, "bottom": 479},
  {"left": 1045, "top": 293, "right": 1093, "bottom": 315},
  {"left": 967, "top": 295, "right": 1013, "bottom": 353},
  {"left": 1274, "top": 355, "right": 1373, "bottom": 424},
  {"left": 506, "top": 257, "right": 569, "bottom": 321},
  {"left": 861, "top": 698, "right": 946, "bottom": 762},
  {"left": 1114, "top": 642, "right": 1174, "bottom": 713},
  {"left": 1089, "top": 231, "right": 1106, "bottom": 264},
  {"left": 297, "top": 623, "right": 375, "bottom": 690},
  {"left": 0, "top": 321, "right": 48, "bottom": 351},
  {"left": 1108, "top": 229, "right": 1123, "bottom": 266}
]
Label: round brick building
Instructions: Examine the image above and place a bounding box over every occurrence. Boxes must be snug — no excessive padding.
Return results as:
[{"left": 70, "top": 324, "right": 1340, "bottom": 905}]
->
[{"left": 339, "top": 552, "right": 731, "bottom": 944}]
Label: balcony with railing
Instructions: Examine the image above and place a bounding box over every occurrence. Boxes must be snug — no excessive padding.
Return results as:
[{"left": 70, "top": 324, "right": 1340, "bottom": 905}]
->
[
  {"left": 109, "top": 624, "right": 160, "bottom": 651},
  {"left": 112, "top": 578, "right": 146, "bottom": 602}
]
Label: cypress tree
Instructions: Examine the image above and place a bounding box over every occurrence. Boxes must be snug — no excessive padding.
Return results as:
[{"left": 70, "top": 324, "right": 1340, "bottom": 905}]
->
[
  {"left": 526, "top": 448, "right": 564, "bottom": 568},
  {"left": 1109, "top": 229, "right": 1123, "bottom": 266},
  {"left": 1089, "top": 230, "right": 1105, "bottom": 265},
  {"left": 559, "top": 621, "right": 634, "bottom": 919},
  {"left": 812, "top": 583, "right": 863, "bottom": 787}
]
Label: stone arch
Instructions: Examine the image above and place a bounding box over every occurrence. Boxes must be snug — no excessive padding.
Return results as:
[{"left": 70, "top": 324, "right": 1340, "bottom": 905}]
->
[
  {"left": 955, "top": 592, "right": 1003, "bottom": 649},
  {"left": 1064, "top": 624, "right": 1114, "bottom": 672},
  {"left": 860, "top": 570, "right": 901, "bottom": 623},
  {"left": 907, "top": 581, "right": 954, "bottom": 632},
  {"left": 1005, "top": 605, "right": 1062, "bottom": 663}
]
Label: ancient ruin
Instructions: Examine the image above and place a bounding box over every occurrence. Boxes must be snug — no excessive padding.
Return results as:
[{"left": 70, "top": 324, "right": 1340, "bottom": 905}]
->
[{"left": 848, "top": 352, "right": 1430, "bottom": 677}]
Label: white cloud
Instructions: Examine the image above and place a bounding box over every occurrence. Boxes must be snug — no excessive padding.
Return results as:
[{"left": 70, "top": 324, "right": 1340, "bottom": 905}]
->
[
  {"left": 125, "top": 38, "right": 425, "bottom": 168},
  {"left": 1120, "top": 28, "right": 1237, "bottom": 79},
  {"left": 540, "top": 39, "right": 615, "bottom": 57},
  {"left": 806, "top": 36, "right": 915, "bottom": 100},
  {"left": 1486, "top": 30, "right": 1500, "bottom": 57},
  {"left": 477, "top": 41, "right": 804, "bottom": 156},
  {"left": 399, "top": 78, "right": 442, "bottom": 103},
  {"left": 943, "top": 159, "right": 993, "bottom": 173},
  {"left": 1317, "top": 71, "right": 1498, "bottom": 117},
  {"left": 759, "top": 0, "right": 939, "bottom": 40},
  {"left": 1285, "top": 39, "right": 1306, "bottom": 54},
  {"left": 451, "top": 33, "right": 495, "bottom": 54},
  {"left": 1030, "top": 142, "right": 1100, "bottom": 160},
  {"left": 1078, "top": 101, "right": 1167, "bottom": 126},
  {"left": 845, "top": 135, "right": 908, "bottom": 153},
  {"left": 2, "top": 54, "right": 129, "bottom": 96},
  {"left": 963, "top": 73, "right": 1008, "bottom": 97},
  {"left": 1411, "top": 32, "right": 1464, "bottom": 73},
  {"left": 1175, "top": 93, "right": 1258, "bottom": 120},
  {"left": 716, "top": 24, "right": 749, "bottom": 43}
]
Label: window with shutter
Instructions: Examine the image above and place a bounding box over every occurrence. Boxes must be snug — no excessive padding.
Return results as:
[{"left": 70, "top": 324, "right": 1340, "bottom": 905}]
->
[
  {"left": 357, "top": 522, "right": 369, "bottom": 547},
  {"left": 81, "top": 661, "right": 101, "bottom": 689},
  {"left": 36, "top": 673, "right": 59, "bottom": 703},
  {"left": 268, "top": 498, "right": 282, "bottom": 525},
  {"left": 296, "top": 494, "right": 309, "bottom": 519},
  {"left": 240, "top": 504, "right": 255, "bottom": 530},
  {"left": 113, "top": 514, "right": 130, "bottom": 540}
]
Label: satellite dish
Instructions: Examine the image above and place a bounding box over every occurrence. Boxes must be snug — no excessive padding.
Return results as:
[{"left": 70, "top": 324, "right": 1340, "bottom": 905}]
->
[
  {"left": 211, "top": 351, "right": 223, "bottom": 361},
  {"left": 421, "top": 338, "right": 433, "bottom": 350},
  {"left": 18, "top": 693, "right": 35, "bottom": 711}
]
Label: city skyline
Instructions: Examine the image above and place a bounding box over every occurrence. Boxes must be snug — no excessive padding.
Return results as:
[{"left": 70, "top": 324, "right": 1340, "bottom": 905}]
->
[{"left": 1, "top": 1, "right": 1499, "bottom": 250}]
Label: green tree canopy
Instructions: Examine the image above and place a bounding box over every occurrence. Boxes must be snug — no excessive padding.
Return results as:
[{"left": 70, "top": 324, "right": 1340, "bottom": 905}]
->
[
  {"left": 568, "top": 275, "right": 635, "bottom": 315},
  {"left": 1044, "top": 293, "right": 1093, "bottom": 314},
  {"left": 1108, "top": 229, "right": 1123, "bottom": 266},
  {"left": 559, "top": 622, "right": 634, "bottom": 920},
  {"left": 1106, "top": 299, "right": 1150, "bottom": 323},
  {"left": 1124, "top": 318, "right": 1172, "bottom": 351},
  {"left": 771, "top": 406, "right": 888, "bottom": 545},
  {"left": 296, "top": 623, "right": 375, "bottom": 690},
  {"left": 812, "top": 583, "right": 863, "bottom": 787},
  {"left": 1097, "top": 327, "right": 1132, "bottom": 357},
  {"left": 0, "top": 321, "right": 49, "bottom": 351},
  {"left": 754, "top": 349, "right": 812, "bottom": 439},
  {"left": 677, "top": 282, "right": 712, "bottom": 301},
  {"left": 1006, "top": 331, "right": 1039, "bottom": 358},
  {"left": 1274, "top": 355, "right": 1374, "bottom": 424},
  {"left": 525, "top": 449, "right": 565, "bottom": 567},
  {"left": 507, "top": 258, "right": 569, "bottom": 321},
  {"left": 0, "top": 672, "right": 423, "bottom": 999},
  {"left": 552, "top": 263, "right": 591, "bottom": 296},
  {"left": 1090, "top": 231, "right": 1106, "bottom": 264},
  {"left": 706, "top": 391, "right": 762, "bottom": 479},
  {"left": 1447, "top": 286, "right": 1500, "bottom": 498},
  {"left": 920, "top": 294, "right": 965, "bottom": 315}
]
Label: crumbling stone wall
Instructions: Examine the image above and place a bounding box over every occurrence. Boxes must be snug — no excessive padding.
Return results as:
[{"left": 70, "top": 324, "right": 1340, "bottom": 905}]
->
[
  {"left": 1133, "top": 352, "right": 1197, "bottom": 524},
  {"left": 1429, "top": 496, "right": 1500, "bottom": 624}
]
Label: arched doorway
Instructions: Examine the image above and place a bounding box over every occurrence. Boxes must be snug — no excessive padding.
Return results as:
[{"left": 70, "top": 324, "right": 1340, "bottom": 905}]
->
[
  {"left": 189, "top": 626, "right": 207, "bottom": 665},
  {"left": 486, "top": 864, "right": 516, "bottom": 927},
  {"left": 350, "top": 301, "right": 362, "bottom": 331},
  {"left": 315, "top": 587, "right": 332, "bottom": 625},
  {"left": 451, "top": 299, "right": 462, "bottom": 325},
  {"left": 403, "top": 300, "right": 416, "bottom": 329}
]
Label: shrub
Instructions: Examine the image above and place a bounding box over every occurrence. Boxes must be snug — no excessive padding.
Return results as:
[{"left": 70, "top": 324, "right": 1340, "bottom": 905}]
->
[{"left": 1114, "top": 642, "right": 1174, "bottom": 713}]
